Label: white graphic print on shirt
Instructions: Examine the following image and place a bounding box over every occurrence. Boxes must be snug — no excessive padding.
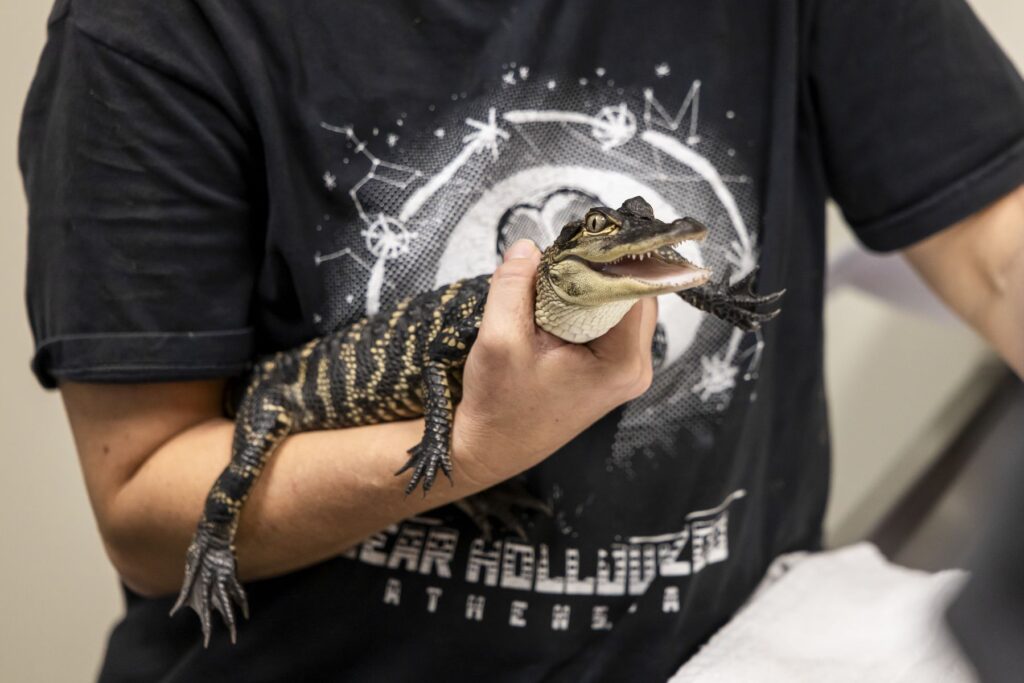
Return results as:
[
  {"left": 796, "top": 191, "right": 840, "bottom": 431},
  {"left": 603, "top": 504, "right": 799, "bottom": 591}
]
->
[
  {"left": 314, "top": 65, "right": 763, "bottom": 630},
  {"left": 315, "top": 68, "right": 764, "bottom": 472}
]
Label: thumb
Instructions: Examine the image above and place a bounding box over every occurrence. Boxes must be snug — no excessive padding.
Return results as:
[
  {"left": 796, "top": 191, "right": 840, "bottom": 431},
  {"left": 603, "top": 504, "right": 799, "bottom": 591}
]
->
[{"left": 480, "top": 239, "right": 542, "bottom": 343}]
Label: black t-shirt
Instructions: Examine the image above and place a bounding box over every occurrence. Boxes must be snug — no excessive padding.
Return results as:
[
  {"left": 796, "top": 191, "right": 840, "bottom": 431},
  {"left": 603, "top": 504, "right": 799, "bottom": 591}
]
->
[{"left": 20, "top": 1, "right": 1024, "bottom": 681}]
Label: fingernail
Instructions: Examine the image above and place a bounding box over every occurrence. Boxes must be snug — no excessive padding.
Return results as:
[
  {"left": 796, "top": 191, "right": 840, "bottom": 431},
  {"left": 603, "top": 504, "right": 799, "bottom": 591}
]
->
[{"left": 505, "top": 239, "right": 535, "bottom": 261}]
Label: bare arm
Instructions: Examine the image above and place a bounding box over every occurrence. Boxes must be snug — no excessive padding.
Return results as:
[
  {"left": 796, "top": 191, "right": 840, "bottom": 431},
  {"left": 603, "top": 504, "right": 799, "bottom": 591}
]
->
[
  {"left": 904, "top": 184, "right": 1024, "bottom": 378},
  {"left": 64, "top": 382, "right": 453, "bottom": 596},
  {"left": 65, "top": 242, "right": 658, "bottom": 597}
]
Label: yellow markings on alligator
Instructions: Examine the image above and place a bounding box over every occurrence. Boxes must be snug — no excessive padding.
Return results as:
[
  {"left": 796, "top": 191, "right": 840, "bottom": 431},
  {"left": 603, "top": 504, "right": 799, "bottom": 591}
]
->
[
  {"left": 289, "top": 340, "right": 318, "bottom": 418},
  {"left": 228, "top": 462, "right": 263, "bottom": 479},
  {"left": 339, "top": 321, "right": 367, "bottom": 424},
  {"left": 314, "top": 350, "right": 332, "bottom": 422},
  {"left": 242, "top": 415, "right": 257, "bottom": 445},
  {"left": 260, "top": 399, "right": 285, "bottom": 414},
  {"left": 439, "top": 281, "right": 463, "bottom": 306},
  {"left": 426, "top": 284, "right": 461, "bottom": 360},
  {"left": 396, "top": 317, "right": 422, "bottom": 414},
  {"left": 212, "top": 488, "right": 244, "bottom": 511},
  {"left": 365, "top": 305, "right": 404, "bottom": 400}
]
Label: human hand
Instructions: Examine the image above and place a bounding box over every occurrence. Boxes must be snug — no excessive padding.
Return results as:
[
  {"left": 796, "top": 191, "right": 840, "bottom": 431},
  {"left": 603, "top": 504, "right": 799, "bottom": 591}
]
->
[{"left": 453, "top": 239, "right": 658, "bottom": 489}]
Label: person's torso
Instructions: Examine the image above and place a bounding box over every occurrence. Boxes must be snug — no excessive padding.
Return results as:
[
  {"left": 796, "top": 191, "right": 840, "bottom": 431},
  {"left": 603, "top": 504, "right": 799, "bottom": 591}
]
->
[{"left": 92, "top": 2, "right": 832, "bottom": 680}]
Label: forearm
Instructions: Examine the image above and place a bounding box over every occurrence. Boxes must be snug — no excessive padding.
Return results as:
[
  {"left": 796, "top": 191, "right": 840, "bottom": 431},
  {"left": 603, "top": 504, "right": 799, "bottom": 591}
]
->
[
  {"left": 906, "top": 185, "right": 1024, "bottom": 378},
  {"left": 103, "top": 415, "right": 496, "bottom": 596},
  {"left": 971, "top": 248, "right": 1024, "bottom": 378}
]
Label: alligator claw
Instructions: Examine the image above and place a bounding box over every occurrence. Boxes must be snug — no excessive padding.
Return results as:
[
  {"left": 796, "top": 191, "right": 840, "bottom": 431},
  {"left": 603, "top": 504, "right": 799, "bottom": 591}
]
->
[
  {"left": 455, "top": 480, "right": 553, "bottom": 541},
  {"left": 678, "top": 266, "right": 785, "bottom": 331},
  {"left": 170, "top": 526, "right": 248, "bottom": 646},
  {"left": 397, "top": 441, "right": 453, "bottom": 495}
]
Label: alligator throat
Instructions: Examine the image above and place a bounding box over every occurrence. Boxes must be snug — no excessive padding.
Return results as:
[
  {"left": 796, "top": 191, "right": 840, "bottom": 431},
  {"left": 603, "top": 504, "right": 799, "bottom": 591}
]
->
[{"left": 534, "top": 275, "right": 635, "bottom": 342}]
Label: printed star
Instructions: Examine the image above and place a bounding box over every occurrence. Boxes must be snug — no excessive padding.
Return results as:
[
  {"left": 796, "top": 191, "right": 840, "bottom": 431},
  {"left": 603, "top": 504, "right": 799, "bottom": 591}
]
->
[
  {"left": 655, "top": 62, "right": 671, "bottom": 78},
  {"left": 323, "top": 171, "right": 337, "bottom": 190},
  {"left": 592, "top": 103, "right": 637, "bottom": 150},
  {"left": 463, "top": 107, "right": 510, "bottom": 160},
  {"left": 692, "top": 354, "right": 739, "bottom": 402}
]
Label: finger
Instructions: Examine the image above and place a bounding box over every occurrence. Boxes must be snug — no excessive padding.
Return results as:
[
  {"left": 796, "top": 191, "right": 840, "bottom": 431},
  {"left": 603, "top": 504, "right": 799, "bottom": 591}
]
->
[
  {"left": 480, "top": 239, "right": 542, "bottom": 344},
  {"left": 587, "top": 299, "right": 645, "bottom": 360},
  {"left": 631, "top": 298, "right": 659, "bottom": 379},
  {"left": 636, "top": 297, "right": 659, "bottom": 364}
]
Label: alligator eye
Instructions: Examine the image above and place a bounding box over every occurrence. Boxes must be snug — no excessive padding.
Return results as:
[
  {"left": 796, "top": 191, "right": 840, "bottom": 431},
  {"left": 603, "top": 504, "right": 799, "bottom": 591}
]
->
[{"left": 585, "top": 213, "right": 607, "bottom": 233}]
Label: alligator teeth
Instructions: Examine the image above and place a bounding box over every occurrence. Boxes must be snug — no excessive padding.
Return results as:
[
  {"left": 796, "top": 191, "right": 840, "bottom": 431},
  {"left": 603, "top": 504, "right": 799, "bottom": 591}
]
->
[{"left": 599, "top": 250, "right": 682, "bottom": 267}]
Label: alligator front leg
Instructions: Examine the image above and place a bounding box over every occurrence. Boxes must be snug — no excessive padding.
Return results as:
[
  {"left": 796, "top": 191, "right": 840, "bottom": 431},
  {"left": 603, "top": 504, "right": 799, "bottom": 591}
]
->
[
  {"left": 171, "top": 387, "right": 293, "bottom": 646},
  {"left": 678, "top": 267, "right": 785, "bottom": 331},
  {"left": 396, "top": 361, "right": 456, "bottom": 494},
  {"left": 396, "top": 311, "right": 483, "bottom": 494}
]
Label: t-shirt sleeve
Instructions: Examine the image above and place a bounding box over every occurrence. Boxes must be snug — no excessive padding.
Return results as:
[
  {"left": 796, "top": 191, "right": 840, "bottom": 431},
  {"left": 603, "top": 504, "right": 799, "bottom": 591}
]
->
[
  {"left": 20, "top": 5, "right": 259, "bottom": 389},
  {"left": 809, "top": 0, "right": 1024, "bottom": 252}
]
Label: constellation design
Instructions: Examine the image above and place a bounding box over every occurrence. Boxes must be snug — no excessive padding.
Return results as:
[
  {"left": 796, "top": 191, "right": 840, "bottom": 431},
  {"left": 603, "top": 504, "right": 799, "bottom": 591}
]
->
[
  {"left": 692, "top": 354, "right": 739, "bottom": 402},
  {"left": 399, "top": 108, "right": 509, "bottom": 222},
  {"left": 314, "top": 69, "right": 767, "bottom": 469},
  {"left": 691, "top": 328, "right": 766, "bottom": 404},
  {"left": 319, "top": 122, "right": 423, "bottom": 315},
  {"left": 643, "top": 81, "right": 701, "bottom": 144},
  {"left": 504, "top": 107, "right": 637, "bottom": 150},
  {"left": 462, "top": 107, "right": 510, "bottom": 160},
  {"left": 319, "top": 123, "right": 423, "bottom": 223}
]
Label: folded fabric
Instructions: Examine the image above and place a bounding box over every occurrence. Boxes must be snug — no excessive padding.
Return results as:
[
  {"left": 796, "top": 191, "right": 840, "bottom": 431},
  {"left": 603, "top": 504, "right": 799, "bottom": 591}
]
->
[{"left": 670, "top": 543, "right": 977, "bottom": 682}]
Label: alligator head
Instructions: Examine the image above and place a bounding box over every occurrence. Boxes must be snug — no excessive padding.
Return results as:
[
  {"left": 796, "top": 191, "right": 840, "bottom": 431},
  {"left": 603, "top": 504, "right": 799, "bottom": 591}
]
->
[{"left": 536, "top": 196, "right": 712, "bottom": 342}]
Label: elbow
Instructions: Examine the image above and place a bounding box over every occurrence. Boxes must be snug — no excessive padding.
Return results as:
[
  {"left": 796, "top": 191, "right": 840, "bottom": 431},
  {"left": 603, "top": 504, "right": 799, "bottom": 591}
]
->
[
  {"left": 102, "top": 540, "right": 168, "bottom": 599},
  {"left": 967, "top": 229, "right": 1024, "bottom": 337},
  {"left": 976, "top": 188, "right": 1024, "bottom": 319},
  {"left": 97, "top": 509, "right": 184, "bottom": 598}
]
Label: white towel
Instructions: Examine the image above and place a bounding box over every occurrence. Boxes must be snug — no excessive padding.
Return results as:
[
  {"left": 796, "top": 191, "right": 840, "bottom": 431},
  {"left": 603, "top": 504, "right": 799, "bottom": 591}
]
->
[{"left": 669, "top": 543, "right": 977, "bottom": 683}]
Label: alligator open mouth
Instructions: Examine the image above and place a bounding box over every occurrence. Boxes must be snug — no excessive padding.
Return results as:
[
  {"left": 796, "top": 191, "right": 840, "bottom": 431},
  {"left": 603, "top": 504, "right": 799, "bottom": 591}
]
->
[{"left": 587, "top": 244, "right": 710, "bottom": 289}]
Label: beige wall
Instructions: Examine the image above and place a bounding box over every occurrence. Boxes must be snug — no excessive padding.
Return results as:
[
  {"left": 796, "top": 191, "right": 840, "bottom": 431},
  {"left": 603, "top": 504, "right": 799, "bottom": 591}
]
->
[
  {"left": 1, "top": 3, "right": 124, "bottom": 682},
  {"left": 2, "top": 2, "right": 1021, "bottom": 681}
]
